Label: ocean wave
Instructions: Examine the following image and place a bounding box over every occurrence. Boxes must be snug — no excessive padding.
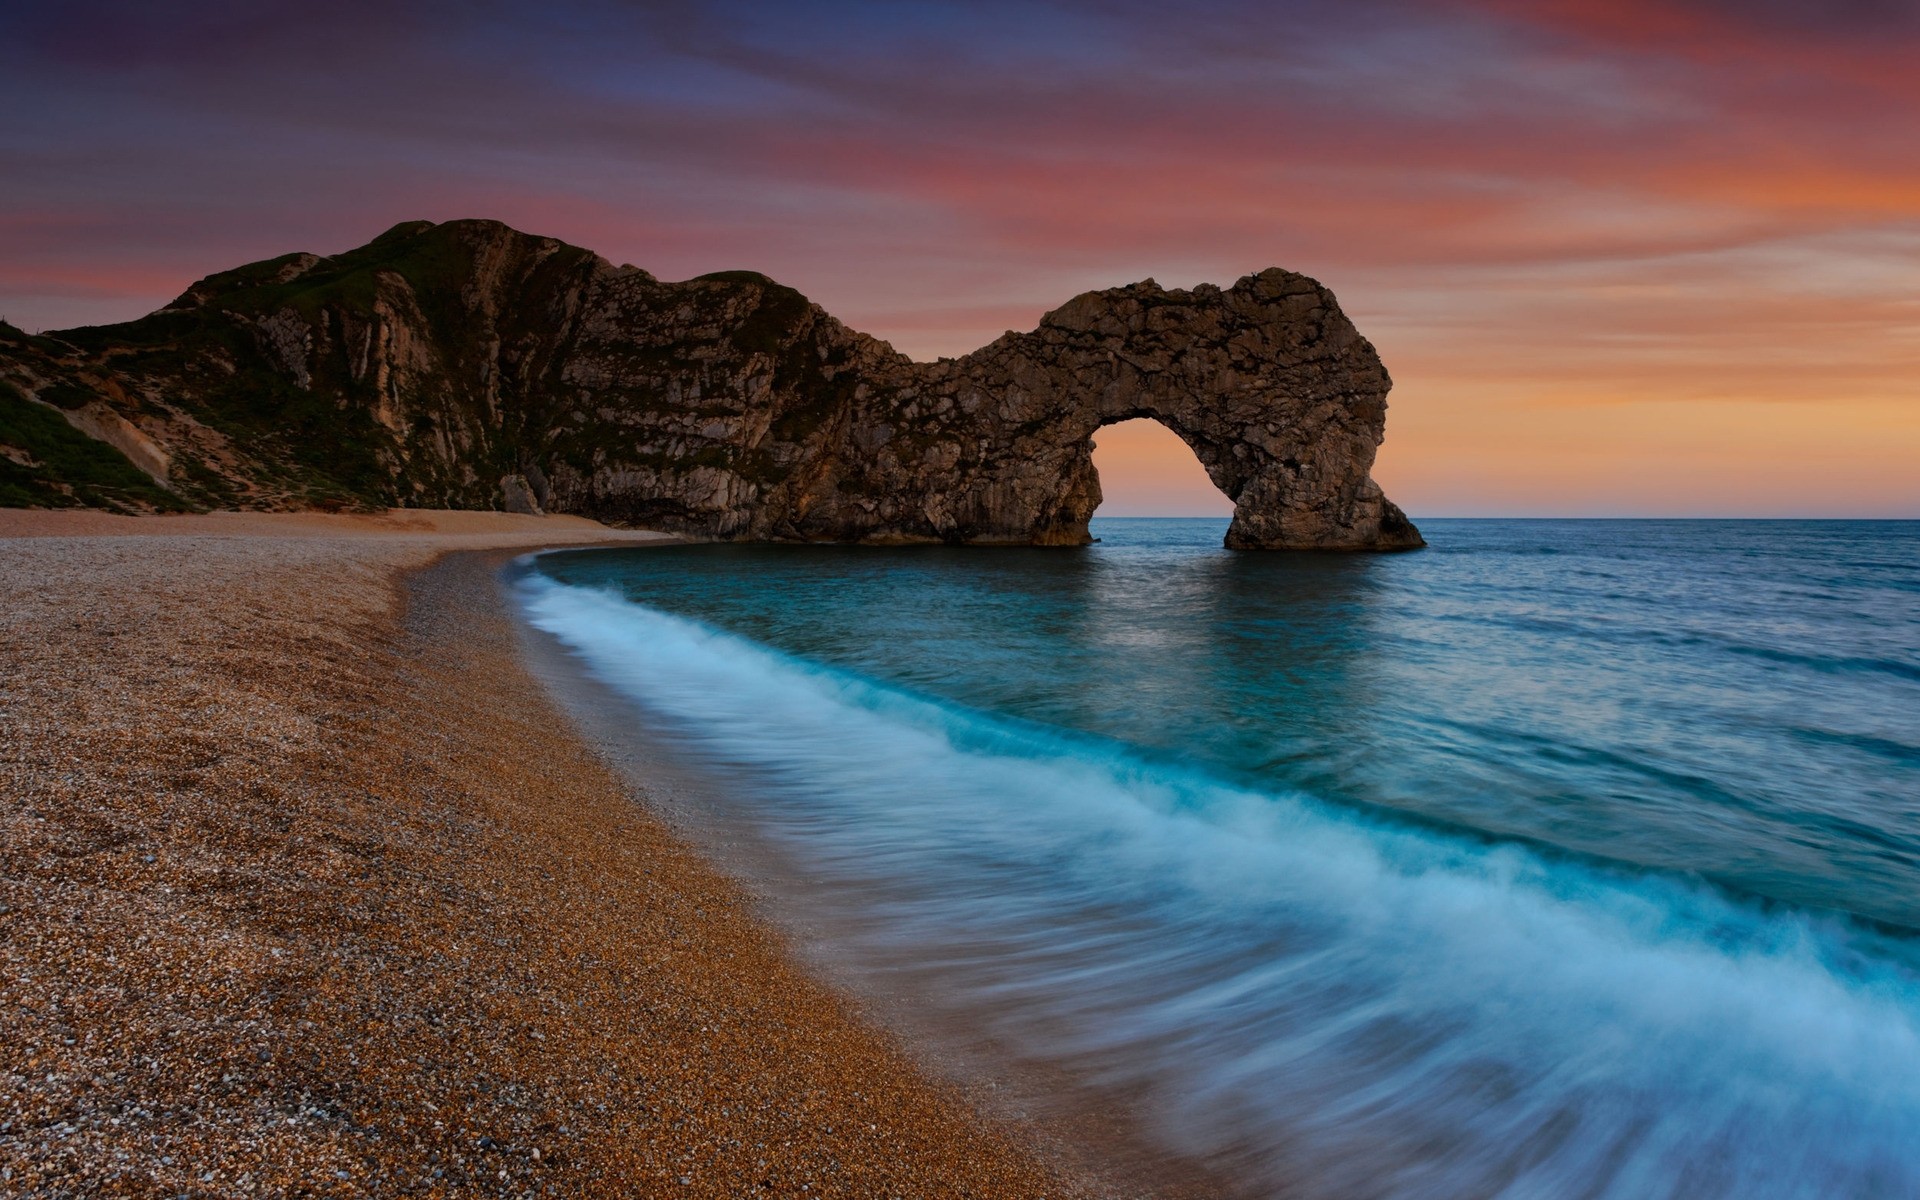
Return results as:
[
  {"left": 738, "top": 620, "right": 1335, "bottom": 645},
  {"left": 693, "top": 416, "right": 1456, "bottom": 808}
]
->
[{"left": 520, "top": 575, "right": 1920, "bottom": 1199}]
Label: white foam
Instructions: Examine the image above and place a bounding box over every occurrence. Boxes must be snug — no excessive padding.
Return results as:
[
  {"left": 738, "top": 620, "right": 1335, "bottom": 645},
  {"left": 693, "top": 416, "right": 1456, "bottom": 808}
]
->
[{"left": 522, "top": 577, "right": 1920, "bottom": 1198}]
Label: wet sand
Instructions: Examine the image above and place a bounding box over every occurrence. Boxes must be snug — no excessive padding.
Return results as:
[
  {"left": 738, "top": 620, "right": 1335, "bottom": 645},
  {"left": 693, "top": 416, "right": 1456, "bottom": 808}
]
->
[{"left": 0, "top": 510, "right": 1087, "bottom": 1197}]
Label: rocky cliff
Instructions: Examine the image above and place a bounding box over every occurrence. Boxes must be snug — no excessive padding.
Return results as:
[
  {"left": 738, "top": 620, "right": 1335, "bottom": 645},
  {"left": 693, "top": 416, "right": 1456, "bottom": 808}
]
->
[{"left": 0, "top": 219, "right": 1421, "bottom": 549}]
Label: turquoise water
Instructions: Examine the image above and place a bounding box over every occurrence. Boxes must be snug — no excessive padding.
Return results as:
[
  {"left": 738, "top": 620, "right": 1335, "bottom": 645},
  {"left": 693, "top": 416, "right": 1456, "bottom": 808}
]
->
[{"left": 521, "top": 518, "right": 1920, "bottom": 1198}]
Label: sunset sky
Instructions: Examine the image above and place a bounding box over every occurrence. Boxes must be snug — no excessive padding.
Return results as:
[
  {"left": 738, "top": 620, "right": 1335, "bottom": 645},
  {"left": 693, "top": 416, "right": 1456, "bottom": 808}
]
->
[{"left": 3, "top": 0, "right": 1915, "bottom": 516}]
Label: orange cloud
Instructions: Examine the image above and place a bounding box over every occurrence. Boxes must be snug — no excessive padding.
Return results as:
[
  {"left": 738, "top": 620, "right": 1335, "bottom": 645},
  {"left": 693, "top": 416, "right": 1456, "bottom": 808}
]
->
[{"left": 2, "top": 0, "right": 1915, "bottom": 513}]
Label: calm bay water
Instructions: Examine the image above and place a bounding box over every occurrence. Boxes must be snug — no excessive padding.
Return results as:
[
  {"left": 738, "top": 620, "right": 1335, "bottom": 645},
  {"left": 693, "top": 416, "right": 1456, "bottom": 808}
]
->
[{"left": 521, "top": 518, "right": 1920, "bottom": 1198}]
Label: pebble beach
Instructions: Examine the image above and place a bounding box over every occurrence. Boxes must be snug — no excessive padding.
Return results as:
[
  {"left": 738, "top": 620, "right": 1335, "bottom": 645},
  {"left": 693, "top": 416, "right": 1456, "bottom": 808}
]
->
[{"left": 0, "top": 510, "right": 1082, "bottom": 1198}]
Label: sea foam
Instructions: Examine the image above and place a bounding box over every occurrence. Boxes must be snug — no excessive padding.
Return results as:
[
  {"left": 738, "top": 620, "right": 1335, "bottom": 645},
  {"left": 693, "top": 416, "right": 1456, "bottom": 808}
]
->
[{"left": 521, "top": 574, "right": 1920, "bottom": 1198}]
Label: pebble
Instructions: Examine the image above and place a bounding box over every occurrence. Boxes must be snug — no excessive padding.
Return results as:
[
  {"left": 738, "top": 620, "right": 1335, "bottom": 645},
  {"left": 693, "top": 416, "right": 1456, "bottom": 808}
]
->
[{"left": 0, "top": 514, "right": 1090, "bottom": 1198}]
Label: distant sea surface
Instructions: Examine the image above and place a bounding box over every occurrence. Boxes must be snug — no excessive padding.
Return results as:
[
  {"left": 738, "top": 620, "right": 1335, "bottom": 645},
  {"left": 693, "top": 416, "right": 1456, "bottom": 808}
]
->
[{"left": 521, "top": 519, "right": 1920, "bottom": 1198}]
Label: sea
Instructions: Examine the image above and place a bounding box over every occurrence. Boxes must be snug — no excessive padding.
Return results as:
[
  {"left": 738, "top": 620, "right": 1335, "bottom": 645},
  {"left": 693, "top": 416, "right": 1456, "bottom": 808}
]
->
[{"left": 516, "top": 518, "right": 1920, "bottom": 1199}]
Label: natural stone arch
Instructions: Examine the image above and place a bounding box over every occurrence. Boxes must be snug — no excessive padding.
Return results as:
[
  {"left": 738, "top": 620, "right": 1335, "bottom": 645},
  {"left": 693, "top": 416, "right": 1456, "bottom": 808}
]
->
[
  {"left": 815, "top": 267, "right": 1424, "bottom": 550},
  {"left": 515, "top": 239, "right": 1420, "bottom": 551}
]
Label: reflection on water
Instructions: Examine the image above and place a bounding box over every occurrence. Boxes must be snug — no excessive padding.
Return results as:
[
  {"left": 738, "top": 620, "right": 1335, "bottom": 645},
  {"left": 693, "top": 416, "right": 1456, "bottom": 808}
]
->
[{"left": 522, "top": 518, "right": 1920, "bottom": 1198}]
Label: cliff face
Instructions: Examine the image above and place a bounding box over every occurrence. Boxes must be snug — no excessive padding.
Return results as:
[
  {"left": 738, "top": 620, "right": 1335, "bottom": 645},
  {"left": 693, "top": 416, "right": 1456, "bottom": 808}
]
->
[{"left": 0, "top": 219, "right": 1421, "bottom": 549}]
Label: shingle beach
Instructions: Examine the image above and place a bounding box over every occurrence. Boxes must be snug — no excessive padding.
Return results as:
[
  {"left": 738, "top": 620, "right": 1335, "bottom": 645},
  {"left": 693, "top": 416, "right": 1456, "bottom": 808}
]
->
[{"left": 0, "top": 510, "right": 1086, "bottom": 1198}]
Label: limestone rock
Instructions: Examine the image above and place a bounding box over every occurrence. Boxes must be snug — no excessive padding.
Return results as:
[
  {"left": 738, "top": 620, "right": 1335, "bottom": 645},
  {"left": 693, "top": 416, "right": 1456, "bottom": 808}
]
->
[
  {"left": 499, "top": 474, "right": 544, "bottom": 516},
  {"left": 0, "top": 220, "right": 1421, "bottom": 549}
]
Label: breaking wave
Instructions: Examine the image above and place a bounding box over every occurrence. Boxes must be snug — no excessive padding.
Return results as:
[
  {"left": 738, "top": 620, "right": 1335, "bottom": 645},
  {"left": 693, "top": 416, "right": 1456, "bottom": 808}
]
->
[{"left": 520, "top": 574, "right": 1920, "bottom": 1199}]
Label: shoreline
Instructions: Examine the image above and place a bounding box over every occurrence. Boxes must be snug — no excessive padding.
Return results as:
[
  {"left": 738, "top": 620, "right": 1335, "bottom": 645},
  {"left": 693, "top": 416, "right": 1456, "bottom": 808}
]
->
[
  {"left": 508, "top": 547, "right": 1239, "bottom": 1200},
  {"left": 0, "top": 510, "right": 1084, "bottom": 1196}
]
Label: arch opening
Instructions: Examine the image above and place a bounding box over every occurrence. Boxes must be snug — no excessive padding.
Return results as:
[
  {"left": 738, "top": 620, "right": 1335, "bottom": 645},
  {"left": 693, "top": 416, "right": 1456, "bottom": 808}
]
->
[{"left": 1089, "top": 418, "right": 1234, "bottom": 518}]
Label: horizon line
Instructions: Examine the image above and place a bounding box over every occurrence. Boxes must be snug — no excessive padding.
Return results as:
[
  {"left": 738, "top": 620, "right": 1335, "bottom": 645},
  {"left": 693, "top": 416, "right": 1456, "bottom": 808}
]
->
[{"left": 1089, "top": 513, "right": 1920, "bottom": 522}]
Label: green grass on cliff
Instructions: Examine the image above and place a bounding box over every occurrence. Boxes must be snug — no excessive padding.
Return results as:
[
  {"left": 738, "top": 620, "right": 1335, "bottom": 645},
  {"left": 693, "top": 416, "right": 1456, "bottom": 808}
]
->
[
  {"left": 0, "top": 384, "right": 186, "bottom": 511},
  {"left": 213, "top": 221, "right": 597, "bottom": 345},
  {"left": 34, "top": 223, "right": 538, "bottom": 510},
  {"left": 61, "top": 221, "right": 591, "bottom": 355},
  {"left": 191, "top": 370, "right": 398, "bottom": 508},
  {"left": 37, "top": 382, "right": 96, "bottom": 409}
]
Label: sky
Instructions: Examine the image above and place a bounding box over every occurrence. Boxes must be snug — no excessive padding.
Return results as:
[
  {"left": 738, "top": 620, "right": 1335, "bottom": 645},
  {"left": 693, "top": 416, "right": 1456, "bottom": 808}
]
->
[{"left": 3, "top": 0, "right": 1916, "bottom": 517}]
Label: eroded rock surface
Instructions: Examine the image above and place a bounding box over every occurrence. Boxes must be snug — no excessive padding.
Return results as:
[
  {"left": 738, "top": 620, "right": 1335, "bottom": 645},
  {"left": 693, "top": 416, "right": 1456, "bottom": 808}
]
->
[{"left": 0, "top": 219, "right": 1420, "bottom": 549}]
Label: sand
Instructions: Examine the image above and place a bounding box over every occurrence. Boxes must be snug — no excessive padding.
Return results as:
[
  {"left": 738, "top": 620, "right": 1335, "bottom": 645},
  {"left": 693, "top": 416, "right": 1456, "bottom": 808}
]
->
[{"left": 0, "top": 510, "right": 1083, "bottom": 1197}]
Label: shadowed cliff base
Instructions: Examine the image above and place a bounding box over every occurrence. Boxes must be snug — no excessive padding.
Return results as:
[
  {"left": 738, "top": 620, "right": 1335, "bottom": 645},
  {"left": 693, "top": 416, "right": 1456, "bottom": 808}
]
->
[{"left": 0, "top": 219, "right": 1421, "bottom": 550}]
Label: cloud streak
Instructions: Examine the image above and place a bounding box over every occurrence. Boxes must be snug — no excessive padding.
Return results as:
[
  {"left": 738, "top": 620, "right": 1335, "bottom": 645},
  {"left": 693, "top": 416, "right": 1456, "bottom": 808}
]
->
[{"left": 2, "top": 0, "right": 1913, "bottom": 514}]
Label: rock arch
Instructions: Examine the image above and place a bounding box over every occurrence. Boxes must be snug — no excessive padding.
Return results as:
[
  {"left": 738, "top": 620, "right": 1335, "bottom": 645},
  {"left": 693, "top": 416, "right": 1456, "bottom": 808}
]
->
[{"left": 776, "top": 267, "right": 1425, "bottom": 550}]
